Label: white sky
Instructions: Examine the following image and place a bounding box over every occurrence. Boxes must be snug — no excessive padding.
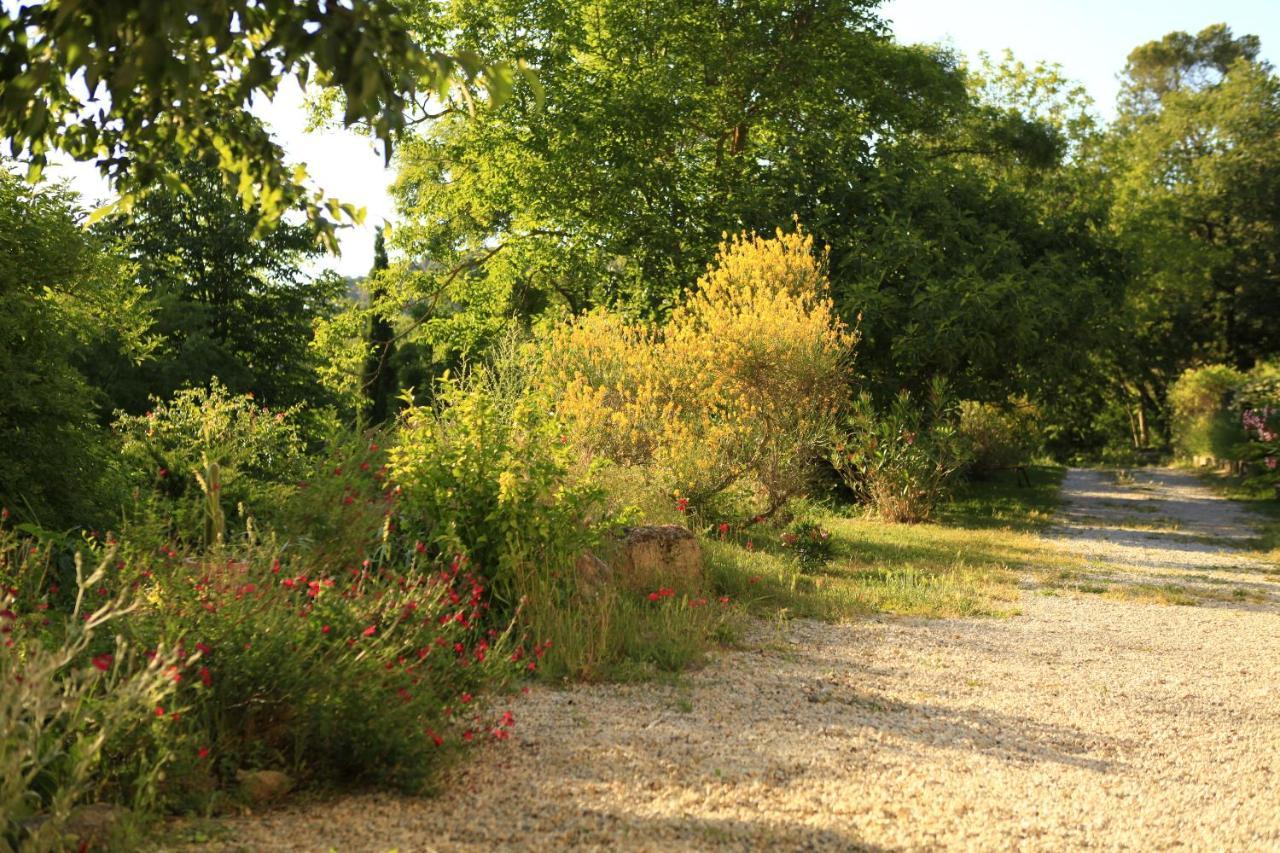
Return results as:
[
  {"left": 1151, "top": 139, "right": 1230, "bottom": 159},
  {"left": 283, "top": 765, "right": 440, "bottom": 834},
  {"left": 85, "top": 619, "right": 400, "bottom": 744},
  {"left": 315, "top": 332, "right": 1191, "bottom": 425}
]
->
[{"left": 47, "top": 0, "right": 1280, "bottom": 278}]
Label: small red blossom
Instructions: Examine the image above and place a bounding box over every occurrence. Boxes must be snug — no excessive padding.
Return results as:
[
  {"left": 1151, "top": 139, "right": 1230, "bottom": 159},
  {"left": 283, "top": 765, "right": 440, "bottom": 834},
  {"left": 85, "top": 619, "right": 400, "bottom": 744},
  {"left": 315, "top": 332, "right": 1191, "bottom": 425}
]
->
[
  {"left": 199, "top": 666, "right": 212, "bottom": 687},
  {"left": 362, "top": 624, "right": 377, "bottom": 637},
  {"left": 195, "top": 642, "right": 212, "bottom": 656},
  {"left": 91, "top": 653, "right": 113, "bottom": 671},
  {"left": 198, "top": 746, "right": 210, "bottom": 759},
  {"left": 154, "top": 706, "right": 165, "bottom": 718},
  {"left": 462, "top": 730, "right": 474, "bottom": 742},
  {"left": 461, "top": 692, "right": 473, "bottom": 704}
]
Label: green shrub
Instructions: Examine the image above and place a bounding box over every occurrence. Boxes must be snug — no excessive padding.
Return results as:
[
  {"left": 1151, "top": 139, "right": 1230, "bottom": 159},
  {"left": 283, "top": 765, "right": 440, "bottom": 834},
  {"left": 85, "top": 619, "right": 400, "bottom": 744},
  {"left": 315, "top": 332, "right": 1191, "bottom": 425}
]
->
[
  {"left": 1, "top": 541, "right": 178, "bottom": 851},
  {"left": 833, "top": 380, "right": 968, "bottom": 523},
  {"left": 957, "top": 400, "right": 1042, "bottom": 477},
  {"left": 114, "top": 380, "right": 308, "bottom": 545},
  {"left": 1167, "top": 365, "right": 1246, "bottom": 462},
  {"left": 389, "top": 376, "right": 612, "bottom": 616}
]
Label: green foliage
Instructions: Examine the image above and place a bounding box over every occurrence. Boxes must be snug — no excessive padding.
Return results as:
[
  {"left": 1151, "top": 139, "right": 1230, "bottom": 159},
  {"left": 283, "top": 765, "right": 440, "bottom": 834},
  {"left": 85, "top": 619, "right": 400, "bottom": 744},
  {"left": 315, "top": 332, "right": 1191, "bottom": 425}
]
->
[
  {"left": 389, "top": 375, "right": 610, "bottom": 613},
  {"left": 1, "top": 544, "right": 178, "bottom": 850},
  {"left": 0, "top": 169, "right": 152, "bottom": 526},
  {"left": 834, "top": 380, "right": 969, "bottom": 523},
  {"left": 0, "top": 0, "right": 531, "bottom": 248},
  {"left": 1167, "top": 365, "right": 1246, "bottom": 461},
  {"left": 114, "top": 382, "right": 308, "bottom": 545},
  {"left": 957, "top": 400, "right": 1043, "bottom": 477},
  {"left": 87, "top": 155, "right": 342, "bottom": 416}
]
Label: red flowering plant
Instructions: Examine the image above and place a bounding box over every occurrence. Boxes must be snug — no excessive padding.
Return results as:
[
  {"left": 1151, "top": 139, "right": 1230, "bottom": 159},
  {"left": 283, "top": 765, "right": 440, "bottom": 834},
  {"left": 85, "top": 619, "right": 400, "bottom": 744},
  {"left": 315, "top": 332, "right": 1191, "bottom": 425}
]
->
[
  {"left": 109, "top": 531, "right": 525, "bottom": 801},
  {"left": 1, "top": 525, "right": 182, "bottom": 847}
]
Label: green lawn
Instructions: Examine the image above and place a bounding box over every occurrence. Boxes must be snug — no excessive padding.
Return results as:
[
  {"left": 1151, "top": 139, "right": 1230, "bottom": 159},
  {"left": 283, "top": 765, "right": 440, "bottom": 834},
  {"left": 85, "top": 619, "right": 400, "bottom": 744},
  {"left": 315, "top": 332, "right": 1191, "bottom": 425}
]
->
[{"left": 706, "top": 466, "right": 1069, "bottom": 621}]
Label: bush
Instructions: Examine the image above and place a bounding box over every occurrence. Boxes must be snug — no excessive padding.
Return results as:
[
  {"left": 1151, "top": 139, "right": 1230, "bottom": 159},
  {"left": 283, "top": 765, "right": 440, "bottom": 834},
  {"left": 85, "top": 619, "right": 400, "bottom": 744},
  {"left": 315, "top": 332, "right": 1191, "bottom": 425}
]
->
[
  {"left": 1167, "top": 365, "right": 1246, "bottom": 462},
  {"left": 538, "top": 228, "right": 853, "bottom": 517},
  {"left": 833, "top": 380, "right": 968, "bottom": 523},
  {"left": 389, "top": 376, "right": 611, "bottom": 616},
  {"left": 957, "top": 400, "right": 1042, "bottom": 477},
  {"left": 1, "top": 541, "right": 178, "bottom": 850},
  {"left": 114, "top": 381, "right": 308, "bottom": 545}
]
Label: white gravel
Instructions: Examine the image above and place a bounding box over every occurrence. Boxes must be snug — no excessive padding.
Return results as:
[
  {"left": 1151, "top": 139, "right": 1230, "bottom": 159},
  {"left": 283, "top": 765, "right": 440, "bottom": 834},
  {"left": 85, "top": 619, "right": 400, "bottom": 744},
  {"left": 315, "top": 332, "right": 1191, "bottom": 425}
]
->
[{"left": 190, "top": 468, "right": 1280, "bottom": 851}]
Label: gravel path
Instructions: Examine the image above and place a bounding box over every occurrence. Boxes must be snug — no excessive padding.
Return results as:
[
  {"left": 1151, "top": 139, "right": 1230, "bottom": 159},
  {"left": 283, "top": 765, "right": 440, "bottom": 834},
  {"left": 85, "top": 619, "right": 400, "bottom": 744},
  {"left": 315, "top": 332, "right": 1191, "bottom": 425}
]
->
[{"left": 195, "top": 469, "right": 1280, "bottom": 851}]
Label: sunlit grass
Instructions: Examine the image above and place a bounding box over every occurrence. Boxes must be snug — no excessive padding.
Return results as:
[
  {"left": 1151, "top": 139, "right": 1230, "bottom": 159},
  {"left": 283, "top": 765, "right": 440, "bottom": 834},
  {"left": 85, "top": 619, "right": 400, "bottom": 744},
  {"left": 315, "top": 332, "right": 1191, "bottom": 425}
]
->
[{"left": 706, "top": 467, "right": 1069, "bottom": 621}]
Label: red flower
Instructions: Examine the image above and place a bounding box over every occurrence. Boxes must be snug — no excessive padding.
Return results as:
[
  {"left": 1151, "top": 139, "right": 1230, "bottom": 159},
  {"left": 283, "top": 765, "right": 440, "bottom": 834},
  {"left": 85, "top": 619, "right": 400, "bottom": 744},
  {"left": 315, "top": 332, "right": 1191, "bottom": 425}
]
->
[
  {"left": 461, "top": 692, "right": 473, "bottom": 704},
  {"left": 195, "top": 642, "right": 212, "bottom": 656},
  {"left": 462, "top": 730, "right": 474, "bottom": 742},
  {"left": 199, "top": 666, "right": 212, "bottom": 687},
  {"left": 492, "top": 728, "right": 510, "bottom": 741},
  {"left": 648, "top": 592, "right": 660, "bottom": 602},
  {"left": 91, "top": 653, "right": 113, "bottom": 671},
  {"left": 197, "top": 746, "right": 210, "bottom": 760},
  {"left": 718, "top": 596, "right": 731, "bottom": 604},
  {"left": 500, "top": 711, "right": 515, "bottom": 727},
  {"left": 322, "top": 625, "right": 331, "bottom": 634},
  {"left": 675, "top": 496, "right": 690, "bottom": 513},
  {"left": 429, "top": 730, "right": 444, "bottom": 747},
  {"left": 362, "top": 624, "right": 377, "bottom": 637},
  {"left": 154, "top": 706, "right": 165, "bottom": 717}
]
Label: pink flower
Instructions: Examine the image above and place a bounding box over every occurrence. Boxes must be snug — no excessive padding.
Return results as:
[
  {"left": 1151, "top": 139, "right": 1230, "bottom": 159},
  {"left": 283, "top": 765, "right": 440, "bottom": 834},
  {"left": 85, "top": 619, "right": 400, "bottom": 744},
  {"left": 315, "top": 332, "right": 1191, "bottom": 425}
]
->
[{"left": 362, "top": 624, "right": 377, "bottom": 637}]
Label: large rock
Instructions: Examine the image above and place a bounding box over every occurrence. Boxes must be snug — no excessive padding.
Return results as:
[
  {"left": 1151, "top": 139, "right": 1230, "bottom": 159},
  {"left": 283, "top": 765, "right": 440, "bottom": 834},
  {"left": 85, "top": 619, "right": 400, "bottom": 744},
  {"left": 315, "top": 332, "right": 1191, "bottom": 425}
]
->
[
  {"left": 236, "top": 769, "right": 294, "bottom": 805},
  {"left": 616, "top": 525, "right": 704, "bottom": 593}
]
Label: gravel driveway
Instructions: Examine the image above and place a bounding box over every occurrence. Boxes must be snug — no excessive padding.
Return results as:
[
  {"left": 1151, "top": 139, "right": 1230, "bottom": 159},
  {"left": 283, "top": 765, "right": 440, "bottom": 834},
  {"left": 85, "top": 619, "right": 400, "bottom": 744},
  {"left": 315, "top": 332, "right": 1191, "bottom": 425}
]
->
[{"left": 197, "top": 468, "right": 1280, "bottom": 851}]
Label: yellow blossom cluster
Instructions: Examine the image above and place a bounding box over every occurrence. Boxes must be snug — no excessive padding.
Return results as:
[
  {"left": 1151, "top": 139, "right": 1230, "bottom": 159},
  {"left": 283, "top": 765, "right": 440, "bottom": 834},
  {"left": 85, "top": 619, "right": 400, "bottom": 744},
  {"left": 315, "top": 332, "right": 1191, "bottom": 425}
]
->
[{"left": 537, "top": 228, "right": 855, "bottom": 512}]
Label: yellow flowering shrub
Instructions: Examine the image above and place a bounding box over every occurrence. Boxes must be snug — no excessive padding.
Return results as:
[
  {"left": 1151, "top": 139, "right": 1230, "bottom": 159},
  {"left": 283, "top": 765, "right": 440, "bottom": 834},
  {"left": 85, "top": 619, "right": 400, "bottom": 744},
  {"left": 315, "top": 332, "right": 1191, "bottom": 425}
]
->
[{"left": 538, "top": 228, "right": 854, "bottom": 514}]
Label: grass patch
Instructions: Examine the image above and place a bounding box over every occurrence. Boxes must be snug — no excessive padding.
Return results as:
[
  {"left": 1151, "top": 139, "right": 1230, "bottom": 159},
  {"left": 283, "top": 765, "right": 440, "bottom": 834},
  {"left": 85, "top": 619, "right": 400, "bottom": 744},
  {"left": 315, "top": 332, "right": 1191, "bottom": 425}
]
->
[{"left": 706, "top": 467, "right": 1071, "bottom": 621}]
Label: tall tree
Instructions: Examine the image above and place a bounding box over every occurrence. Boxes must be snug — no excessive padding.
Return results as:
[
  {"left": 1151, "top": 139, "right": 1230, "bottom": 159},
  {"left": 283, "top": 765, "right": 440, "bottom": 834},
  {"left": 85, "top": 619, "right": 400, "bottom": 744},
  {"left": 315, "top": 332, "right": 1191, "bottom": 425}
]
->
[
  {"left": 86, "top": 156, "right": 341, "bottom": 414},
  {"left": 389, "top": 0, "right": 1112, "bottom": 403},
  {"left": 0, "top": 169, "right": 150, "bottom": 524},
  {"left": 360, "top": 227, "right": 398, "bottom": 427}
]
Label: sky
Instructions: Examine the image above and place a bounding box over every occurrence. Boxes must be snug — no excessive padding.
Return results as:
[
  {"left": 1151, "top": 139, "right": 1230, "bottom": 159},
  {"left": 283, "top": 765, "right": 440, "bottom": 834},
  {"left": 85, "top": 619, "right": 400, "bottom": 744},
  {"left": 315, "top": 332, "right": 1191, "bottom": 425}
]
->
[{"left": 47, "top": 0, "right": 1280, "bottom": 279}]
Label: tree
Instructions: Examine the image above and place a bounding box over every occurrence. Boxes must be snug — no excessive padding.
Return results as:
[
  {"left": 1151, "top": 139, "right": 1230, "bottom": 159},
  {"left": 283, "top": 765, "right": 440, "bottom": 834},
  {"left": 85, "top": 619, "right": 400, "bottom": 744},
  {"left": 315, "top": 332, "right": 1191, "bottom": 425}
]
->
[
  {"left": 0, "top": 169, "right": 150, "bottom": 524},
  {"left": 0, "top": 0, "right": 531, "bottom": 248},
  {"left": 85, "top": 156, "right": 342, "bottom": 415},
  {"left": 386, "top": 0, "right": 1110, "bottom": 405},
  {"left": 1109, "top": 24, "right": 1280, "bottom": 436},
  {"left": 360, "top": 227, "right": 398, "bottom": 427}
]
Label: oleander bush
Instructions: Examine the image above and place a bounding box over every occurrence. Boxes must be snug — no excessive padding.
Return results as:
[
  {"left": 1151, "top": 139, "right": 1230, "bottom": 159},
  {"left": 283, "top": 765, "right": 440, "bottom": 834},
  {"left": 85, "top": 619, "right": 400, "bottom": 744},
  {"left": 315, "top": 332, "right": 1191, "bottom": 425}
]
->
[{"left": 834, "top": 380, "right": 969, "bottom": 523}]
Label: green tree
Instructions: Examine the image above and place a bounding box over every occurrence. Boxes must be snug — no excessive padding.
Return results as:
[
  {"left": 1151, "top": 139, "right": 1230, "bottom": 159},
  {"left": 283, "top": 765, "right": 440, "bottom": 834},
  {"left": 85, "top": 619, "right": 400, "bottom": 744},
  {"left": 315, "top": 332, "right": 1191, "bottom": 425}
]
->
[
  {"left": 386, "top": 0, "right": 1109, "bottom": 404},
  {"left": 86, "top": 156, "right": 342, "bottom": 415},
  {"left": 0, "top": 169, "right": 151, "bottom": 524},
  {"left": 1104, "top": 25, "right": 1280, "bottom": 444},
  {"left": 0, "top": 0, "right": 530, "bottom": 247},
  {"left": 359, "top": 227, "right": 399, "bottom": 427}
]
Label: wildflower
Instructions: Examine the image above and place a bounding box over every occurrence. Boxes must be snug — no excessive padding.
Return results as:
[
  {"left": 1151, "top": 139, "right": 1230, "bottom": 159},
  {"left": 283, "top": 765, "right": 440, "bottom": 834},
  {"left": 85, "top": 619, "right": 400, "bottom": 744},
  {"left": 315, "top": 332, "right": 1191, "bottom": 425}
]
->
[
  {"left": 199, "top": 666, "right": 212, "bottom": 687},
  {"left": 154, "top": 706, "right": 165, "bottom": 718},
  {"left": 718, "top": 522, "right": 730, "bottom": 539},
  {"left": 198, "top": 746, "right": 210, "bottom": 759},
  {"left": 648, "top": 591, "right": 660, "bottom": 602},
  {"left": 676, "top": 496, "right": 690, "bottom": 513},
  {"left": 461, "top": 692, "right": 473, "bottom": 704},
  {"left": 362, "top": 624, "right": 377, "bottom": 637},
  {"left": 463, "top": 730, "right": 474, "bottom": 742},
  {"left": 429, "top": 730, "right": 444, "bottom": 747},
  {"left": 91, "top": 653, "right": 113, "bottom": 671},
  {"left": 493, "top": 728, "right": 510, "bottom": 741},
  {"left": 322, "top": 625, "right": 331, "bottom": 634},
  {"left": 195, "top": 642, "right": 212, "bottom": 656},
  {"left": 719, "top": 596, "right": 731, "bottom": 604},
  {"left": 500, "top": 711, "right": 515, "bottom": 727}
]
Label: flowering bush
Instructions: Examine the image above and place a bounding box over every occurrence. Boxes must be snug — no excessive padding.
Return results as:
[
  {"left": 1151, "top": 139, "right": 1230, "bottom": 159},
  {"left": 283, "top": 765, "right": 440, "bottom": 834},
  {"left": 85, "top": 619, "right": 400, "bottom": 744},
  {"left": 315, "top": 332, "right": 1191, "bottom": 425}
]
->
[
  {"left": 389, "top": 376, "right": 611, "bottom": 614},
  {"left": 1, "top": 540, "right": 178, "bottom": 850},
  {"left": 538, "top": 228, "right": 853, "bottom": 517},
  {"left": 780, "top": 517, "right": 835, "bottom": 572},
  {"left": 833, "top": 380, "right": 968, "bottom": 523}
]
